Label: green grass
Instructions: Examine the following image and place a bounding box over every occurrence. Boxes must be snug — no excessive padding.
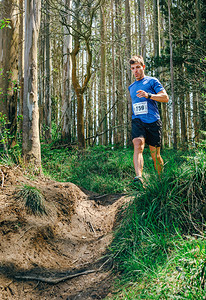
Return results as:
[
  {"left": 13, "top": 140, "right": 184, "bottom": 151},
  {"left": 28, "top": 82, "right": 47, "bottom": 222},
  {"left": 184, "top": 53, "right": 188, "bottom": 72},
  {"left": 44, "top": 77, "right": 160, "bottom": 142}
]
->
[
  {"left": 16, "top": 184, "right": 46, "bottom": 216},
  {"left": 41, "top": 144, "right": 137, "bottom": 194},
  {"left": 108, "top": 235, "right": 206, "bottom": 299},
  {"left": 106, "top": 148, "right": 206, "bottom": 299},
  {"left": 41, "top": 144, "right": 189, "bottom": 195}
]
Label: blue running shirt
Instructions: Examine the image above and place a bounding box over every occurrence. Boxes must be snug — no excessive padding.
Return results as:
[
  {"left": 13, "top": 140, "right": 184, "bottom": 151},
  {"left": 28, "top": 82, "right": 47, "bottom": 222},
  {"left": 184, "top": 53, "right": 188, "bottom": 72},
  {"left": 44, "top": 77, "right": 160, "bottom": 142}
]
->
[{"left": 128, "top": 76, "right": 164, "bottom": 123}]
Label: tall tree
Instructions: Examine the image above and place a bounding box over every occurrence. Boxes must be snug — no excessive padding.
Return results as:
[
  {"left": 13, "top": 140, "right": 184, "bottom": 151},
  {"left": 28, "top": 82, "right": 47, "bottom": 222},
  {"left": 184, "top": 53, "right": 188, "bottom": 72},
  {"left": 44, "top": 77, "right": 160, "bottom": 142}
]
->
[
  {"left": 111, "top": 0, "right": 116, "bottom": 145},
  {"left": 62, "top": 0, "right": 72, "bottom": 142},
  {"left": 179, "top": 64, "right": 187, "bottom": 149},
  {"left": 0, "top": 0, "right": 19, "bottom": 146},
  {"left": 38, "top": 8, "right": 45, "bottom": 136},
  {"left": 45, "top": 0, "right": 52, "bottom": 141},
  {"left": 153, "top": 0, "right": 160, "bottom": 60},
  {"left": 58, "top": 0, "right": 102, "bottom": 148},
  {"left": 86, "top": 81, "right": 93, "bottom": 146},
  {"left": 125, "top": 0, "right": 132, "bottom": 144},
  {"left": 115, "top": 0, "right": 124, "bottom": 146},
  {"left": 168, "top": 0, "right": 177, "bottom": 149},
  {"left": 195, "top": 0, "right": 206, "bottom": 138},
  {"left": 99, "top": 2, "right": 107, "bottom": 145},
  {"left": 18, "top": 0, "right": 24, "bottom": 132},
  {"left": 138, "top": 0, "right": 146, "bottom": 61},
  {"left": 22, "top": 0, "right": 42, "bottom": 170},
  {"left": 186, "top": 92, "right": 192, "bottom": 143},
  {"left": 193, "top": 92, "right": 199, "bottom": 143}
]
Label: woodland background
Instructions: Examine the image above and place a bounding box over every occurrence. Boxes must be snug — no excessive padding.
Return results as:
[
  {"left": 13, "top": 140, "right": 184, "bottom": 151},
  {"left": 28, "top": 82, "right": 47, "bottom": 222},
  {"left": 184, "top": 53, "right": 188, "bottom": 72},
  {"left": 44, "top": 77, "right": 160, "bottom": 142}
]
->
[
  {"left": 0, "top": 1, "right": 206, "bottom": 299},
  {"left": 0, "top": 0, "right": 205, "bottom": 169}
]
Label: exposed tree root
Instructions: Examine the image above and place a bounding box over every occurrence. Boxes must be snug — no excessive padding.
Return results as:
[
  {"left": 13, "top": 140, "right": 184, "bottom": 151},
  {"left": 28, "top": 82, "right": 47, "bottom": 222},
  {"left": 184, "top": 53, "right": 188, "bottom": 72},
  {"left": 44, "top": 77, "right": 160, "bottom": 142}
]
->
[
  {"left": 15, "top": 269, "right": 96, "bottom": 284},
  {"left": 14, "top": 258, "right": 113, "bottom": 284}
]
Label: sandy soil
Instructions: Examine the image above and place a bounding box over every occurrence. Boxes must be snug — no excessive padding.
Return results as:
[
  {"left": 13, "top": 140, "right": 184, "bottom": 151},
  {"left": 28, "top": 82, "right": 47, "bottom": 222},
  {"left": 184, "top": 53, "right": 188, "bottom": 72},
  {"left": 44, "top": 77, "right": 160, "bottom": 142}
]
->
[{"left": 0, "top": 165, "right": 130, "bottom": 300}]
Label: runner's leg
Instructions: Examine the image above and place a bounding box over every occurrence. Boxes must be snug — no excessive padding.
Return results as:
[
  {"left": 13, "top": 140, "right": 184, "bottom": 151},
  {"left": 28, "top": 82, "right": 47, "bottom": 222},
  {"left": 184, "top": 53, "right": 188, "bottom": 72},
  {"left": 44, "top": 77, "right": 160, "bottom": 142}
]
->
[
  {"left": 149, "top": 145, "right": 164, "bottom": 175},
  {"left": 133, "top": 137, "right": 145, "bottom": 177}
]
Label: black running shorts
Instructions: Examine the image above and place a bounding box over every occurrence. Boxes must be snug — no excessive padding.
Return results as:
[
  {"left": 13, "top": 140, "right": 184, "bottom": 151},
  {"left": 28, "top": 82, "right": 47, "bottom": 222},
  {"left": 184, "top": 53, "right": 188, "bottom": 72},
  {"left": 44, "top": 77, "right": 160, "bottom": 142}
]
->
[{"left": 132, "top": 118, "right": 162, "bottom": 147}]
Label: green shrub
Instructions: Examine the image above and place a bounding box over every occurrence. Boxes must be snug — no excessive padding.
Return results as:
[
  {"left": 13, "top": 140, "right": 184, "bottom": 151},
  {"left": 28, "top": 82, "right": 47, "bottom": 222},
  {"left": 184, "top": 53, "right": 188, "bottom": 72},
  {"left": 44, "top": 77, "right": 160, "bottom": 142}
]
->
[{"left": 16, "top": 185, "right": 46, "bottom": 216}]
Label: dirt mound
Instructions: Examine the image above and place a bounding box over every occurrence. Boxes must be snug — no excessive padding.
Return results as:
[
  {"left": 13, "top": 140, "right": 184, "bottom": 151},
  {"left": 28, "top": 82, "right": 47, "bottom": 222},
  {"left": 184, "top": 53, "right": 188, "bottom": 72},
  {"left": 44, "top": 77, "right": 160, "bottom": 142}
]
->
[{"left": 0, "top": 166, "right": 129, "bottom": 299}]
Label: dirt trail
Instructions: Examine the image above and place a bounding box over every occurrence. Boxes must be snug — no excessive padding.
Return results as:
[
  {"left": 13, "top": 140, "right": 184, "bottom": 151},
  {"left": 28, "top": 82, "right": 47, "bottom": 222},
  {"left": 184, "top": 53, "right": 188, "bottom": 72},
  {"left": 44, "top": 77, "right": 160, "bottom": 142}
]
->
[{"left": 0, "top": 166, "right": 130, "bottom": 299}]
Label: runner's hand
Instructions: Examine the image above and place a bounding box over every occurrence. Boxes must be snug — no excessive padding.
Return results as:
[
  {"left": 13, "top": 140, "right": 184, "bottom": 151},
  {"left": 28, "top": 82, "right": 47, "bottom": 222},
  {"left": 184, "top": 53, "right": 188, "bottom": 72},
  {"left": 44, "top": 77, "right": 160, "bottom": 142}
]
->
[{"left": 136, "top": 90, "right": 148, "bottom": 98}]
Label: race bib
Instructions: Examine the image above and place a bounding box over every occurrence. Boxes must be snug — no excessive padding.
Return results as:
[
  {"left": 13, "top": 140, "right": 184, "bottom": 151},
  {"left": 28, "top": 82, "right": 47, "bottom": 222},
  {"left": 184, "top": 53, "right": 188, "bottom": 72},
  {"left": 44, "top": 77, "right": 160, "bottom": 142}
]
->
[{"left": 133, "top": 101, "right": 148, "bottom": 115}]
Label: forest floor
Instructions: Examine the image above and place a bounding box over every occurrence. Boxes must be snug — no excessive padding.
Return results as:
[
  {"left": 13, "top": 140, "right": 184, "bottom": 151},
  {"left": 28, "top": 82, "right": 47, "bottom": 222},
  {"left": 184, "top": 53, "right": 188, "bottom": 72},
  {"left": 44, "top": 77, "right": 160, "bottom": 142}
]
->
[{"left": 0, "top": 165, "right": 130, "bottom": 300}]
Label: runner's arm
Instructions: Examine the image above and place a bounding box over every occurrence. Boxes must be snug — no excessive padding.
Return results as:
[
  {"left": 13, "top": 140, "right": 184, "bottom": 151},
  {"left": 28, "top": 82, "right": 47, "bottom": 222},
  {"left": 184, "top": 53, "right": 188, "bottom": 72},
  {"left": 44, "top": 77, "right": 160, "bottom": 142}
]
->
[{"left": 137, "top": 90, "right": 169, "bottom": 103}]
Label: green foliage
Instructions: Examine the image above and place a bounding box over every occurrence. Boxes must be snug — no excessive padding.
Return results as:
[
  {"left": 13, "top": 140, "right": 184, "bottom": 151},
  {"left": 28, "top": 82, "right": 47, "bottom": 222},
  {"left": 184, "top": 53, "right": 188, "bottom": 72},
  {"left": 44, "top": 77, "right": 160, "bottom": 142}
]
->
[
  {"left": 0, "top": 70, "right": 22, "bottom": 160},
  {"left": 0, "top": 112, "right": 22, "bottom": 164},
  {"left": 0, "top": 153, "right": 15, "bottom": 167},
  {"left": 0, "top": 18, "right": 11, "bottom": 29},
  {"left": 107, "top": 148, "right": 206, "bottom": 299},
  {"left": 8, "top": 143, "right": 23, "bottom": 165},
  {"left": 41, "top": 145, "right": 138, "bottom": 194},
  {"left": 16, "top": 185, "right": 46, "bottom": 216},
  {"left": 0, "top": 112, "right": 10, "bottom": 146},
  {"left": 108, "top": 235, "right": 206, "bottom": 299}
]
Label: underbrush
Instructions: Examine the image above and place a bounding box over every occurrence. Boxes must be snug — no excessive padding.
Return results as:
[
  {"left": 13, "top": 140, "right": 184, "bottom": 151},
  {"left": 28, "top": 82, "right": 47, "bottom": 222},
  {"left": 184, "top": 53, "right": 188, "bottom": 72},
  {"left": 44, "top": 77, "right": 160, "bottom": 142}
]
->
[
  {"left": 107, "top": 149, "right": 206, "bottom": 299},
  {"left": 41, "top": 145, "right": 140, "bottom": 194},
  {"left": 41, "top": 144, "right": 188, "bottom": 195}
]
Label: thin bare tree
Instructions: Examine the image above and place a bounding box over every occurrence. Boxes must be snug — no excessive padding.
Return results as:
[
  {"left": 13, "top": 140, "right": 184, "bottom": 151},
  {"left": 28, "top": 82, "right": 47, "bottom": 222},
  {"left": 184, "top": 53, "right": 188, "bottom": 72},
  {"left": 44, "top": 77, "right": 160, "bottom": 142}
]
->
[{"left": 22, "top": 0, "right": 42, "bottom": 170}]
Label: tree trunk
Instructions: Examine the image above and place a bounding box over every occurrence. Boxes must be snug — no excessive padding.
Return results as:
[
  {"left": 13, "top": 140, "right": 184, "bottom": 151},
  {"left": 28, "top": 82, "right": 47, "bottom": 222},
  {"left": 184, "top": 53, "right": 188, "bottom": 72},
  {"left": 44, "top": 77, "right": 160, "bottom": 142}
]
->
[
  {"left": 153, "top": 0, "right": 160, "bottom": 59},
  {"left": 62, "top": 0, "right": 72, "bottom": 142},
  {"left": 195, "top": 0, "right": 205, "bottom": 137},
  {"left": 45, "top": 0, "right": 52, "bottom": 141},
  {"left": 18, "top": 0, "right": 24, "bottom": 133},
  {"left": 111, "top": 0, "right": 116, "bottom": 145},
  {"left": 87, "top": 83, "right": 93, "bottom": 146},
  {"left": 186, "top": 92, "right": 192, "bottom": 143},
  {"left": 195, "top": 0, "right": 201, "bottom": 39},
  {"left": 93, "top": 71, "right": 97, "bottom": 144},
  {"left": 115, "top": 0, "right": 124, "bottom": 146},
  {"left": 134, "top": 0, "right": 138, "bottom": 52},
  {"left": 67, "top": 0, "right": 94, "bottom": 149},
  {"left": 100, "top": 3, "right": 107, "bottom": 145},
  {"left": 38, "top": 4, "right": 45, "bottom": 136},
  {"left": 108, "top": 73, "right": 112, "bottom": 145},
  {"left": 168, "top": 0, "right": 177, "bottom": 149},
  {"left": 76, "top": 92, "right": 85, "bottom": 148},
  {"left": 71, "top": 34, "right": 92, "bottom": 148},
  {"left": 179, "top": 66, "right": 187, "bottom": 149},
  {"left": 162, "top": 102, "right": 168, "bottom": 147},
  {"left": 125, "top": 0, "right": 132, "bottom": 145},
  {"left": 179, "top": 95, "right": 187, "bottom": 149},
  {"left": 138, "top": 0, "right": 146, "bottom": 61},
  {"left": 23, "top": 0, "right": 42, "bottom": 170},
  {"left": 193, "top": 92, "right": 199, "bottom": 144},
  {"left": 0, "top": 0, "right": 19, "bottom": 147}
]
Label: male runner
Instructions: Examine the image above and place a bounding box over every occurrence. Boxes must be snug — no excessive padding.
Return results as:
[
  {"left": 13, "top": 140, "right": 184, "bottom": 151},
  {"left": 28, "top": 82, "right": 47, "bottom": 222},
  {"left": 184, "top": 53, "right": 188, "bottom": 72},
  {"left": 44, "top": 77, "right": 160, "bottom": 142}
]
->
[{"left": 128, "top": 55, "right": 169, "bottom": 185}]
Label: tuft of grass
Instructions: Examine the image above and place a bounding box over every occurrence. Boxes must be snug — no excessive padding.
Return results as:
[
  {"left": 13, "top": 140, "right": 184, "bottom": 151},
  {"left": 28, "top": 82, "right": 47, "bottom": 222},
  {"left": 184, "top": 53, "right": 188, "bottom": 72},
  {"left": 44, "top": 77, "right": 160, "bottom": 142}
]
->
[
  {"left": 16, "top": 185, "right": 46, "bottom": 216},
  {"left": 0, "top": 153, "right": 15, "bottom": 166}
]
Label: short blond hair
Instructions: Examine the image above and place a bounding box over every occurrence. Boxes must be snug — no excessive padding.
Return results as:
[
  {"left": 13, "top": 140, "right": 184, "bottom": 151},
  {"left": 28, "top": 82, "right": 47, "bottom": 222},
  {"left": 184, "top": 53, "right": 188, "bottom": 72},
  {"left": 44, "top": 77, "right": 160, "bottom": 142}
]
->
[{"left": 129, "top": 55, "right": 144, "bottom": 66}]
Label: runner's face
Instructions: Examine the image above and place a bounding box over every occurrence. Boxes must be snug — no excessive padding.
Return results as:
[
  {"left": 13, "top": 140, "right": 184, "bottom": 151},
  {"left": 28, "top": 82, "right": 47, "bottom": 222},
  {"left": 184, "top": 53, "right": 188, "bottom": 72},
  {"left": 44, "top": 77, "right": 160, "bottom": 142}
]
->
[{"left": 130, "top": 63, "right": 145, "bottom": 81}]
